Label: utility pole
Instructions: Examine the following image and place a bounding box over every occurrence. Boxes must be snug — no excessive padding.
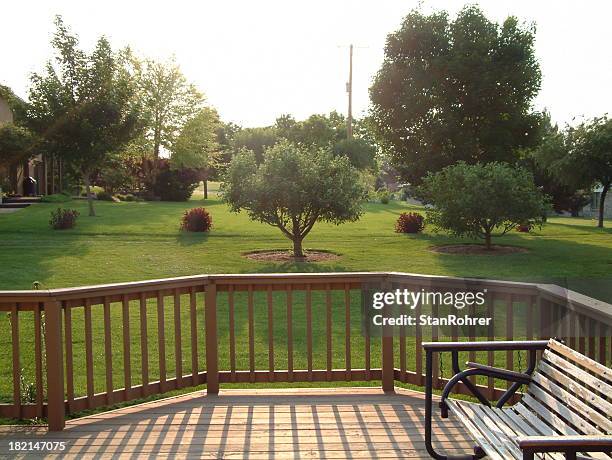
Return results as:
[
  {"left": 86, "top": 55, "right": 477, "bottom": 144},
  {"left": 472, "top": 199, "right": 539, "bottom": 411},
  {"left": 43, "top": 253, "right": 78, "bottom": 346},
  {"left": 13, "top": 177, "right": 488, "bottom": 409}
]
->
[{"left": 346, "top": 44, "right": 354, "bottom": 139}]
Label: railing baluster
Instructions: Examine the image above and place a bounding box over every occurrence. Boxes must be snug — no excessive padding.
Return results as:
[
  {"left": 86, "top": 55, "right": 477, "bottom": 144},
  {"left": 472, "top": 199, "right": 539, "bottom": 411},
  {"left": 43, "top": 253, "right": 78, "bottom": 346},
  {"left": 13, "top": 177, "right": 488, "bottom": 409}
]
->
[
  {"left": 63, "top": 304, "right": 74, "bottom": 414},
  {"left": 228, "top": 286, "right": 236, "bottom": 383},
  {"left": 173, "top": 290, "right": 182, "bottom": 388},
  {"left": 84, "top": 299, "right": 94, "bottom": 407},
  {"left": 34, "top": 303, "right": 44, "bottom": 418},
  {"left": 204, "top": 281, "right": 218, "bottom": 394},
  {"left": 306, "top": 284, "right": 313, "bottom": 381},
  {"left": 431, "top": 298, "right": 439, "bottom": 387},
  {"left": 344, "top": 284, "right": 351, "bottom": 381},
  {"left": 248, "top": 285, "right": 255, "bottom": 383},
  {"left": 287, "top": 286, "right": 293, "bottom": 382},
  {"left": 139, "top": 293, "right": 149, "bottom": 395},
  {"left": 506, "top": 295, "right": 514, "bottom": 389},
  {"left": 415, "top": 285, "right": 422, "bottom": 385},
  {"left": 599, "top": 322, "right": 607, "bottom": 366},
  {"left": 268, "top": 285, "right": 274, "bottom": 381},
  {"left": 588, "top": 318, "right": 596, "bottom": 360},
  {"left": 326, "top": 284, "right": 332, "bottom": 381},
  {"left": 486, "top": 292, "right": 494, "bottom": 399},
  {"left": 157, "top": 292, "right": 166, "bottom": 392},
  {"left": 122, "top": 295, "right": 131, "bottom": 398},
  {"left": 468, "top": 299, "right": 476, "bottom": 385},
  {"left": 44, "top": 300, "right": 65, "bottom": 431},
  {"left": 189, "top": 287, "right": 198, "bottom": 386},
  {"left": 399, "top": 293, "right": 406, "bottom": 382},
  {"left": 11, "top": 303, "right": 20, "bottom": 419},
  {"left": 103, "top": 297, "right": 113, "bottom": 405},
  {"left": 578, "top": 314, "right": 586, "bottom": 354}
]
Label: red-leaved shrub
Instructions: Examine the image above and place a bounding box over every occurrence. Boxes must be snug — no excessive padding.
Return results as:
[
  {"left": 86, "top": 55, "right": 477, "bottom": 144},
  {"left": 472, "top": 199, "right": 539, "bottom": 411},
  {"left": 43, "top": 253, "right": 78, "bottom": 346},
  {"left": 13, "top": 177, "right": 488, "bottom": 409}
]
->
[
  {"left": 395, "top": 212, "right": 424, "bottom": 233},
  {"left": 181, "top": 207, "right": 213, "bottom": 232},
  {"left": 516, "top": 223, "right": 531, "bottom": 232},
  {"left": 49, "top": 208, "right": 80, "bottom": 230}
]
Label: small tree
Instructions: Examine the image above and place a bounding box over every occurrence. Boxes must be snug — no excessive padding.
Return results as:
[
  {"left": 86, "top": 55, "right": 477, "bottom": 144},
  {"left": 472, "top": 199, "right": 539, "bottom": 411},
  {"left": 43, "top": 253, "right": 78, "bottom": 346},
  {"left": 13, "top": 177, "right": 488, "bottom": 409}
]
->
[
  {"left": 222, "top": 140, "right": 367, "bottom": 258},
  {"left": 418, "top": 162, "right": 548, "bottom": 249}
]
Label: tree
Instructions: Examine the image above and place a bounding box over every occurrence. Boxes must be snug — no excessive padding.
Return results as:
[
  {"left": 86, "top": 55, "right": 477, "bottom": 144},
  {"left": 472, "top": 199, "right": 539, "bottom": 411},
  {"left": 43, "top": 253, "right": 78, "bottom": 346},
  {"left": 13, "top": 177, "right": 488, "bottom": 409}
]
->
[
  {"left": 27, "top": 16, "right": 141, "bottom": 216},
  {"left": 332, "top": 138, "right": 376, "bottom": 170},
  {"left": 275, "top": 112, "right": 346, "bottom": 149},
  {"left": 222, "top": 140, "right": 367, "bottom": 258},
  {"left": 171, "top": 107, "right": 221, "bottom": 198},
  {"left": 418, "top": 162, "right": 548, "bottom": 249},
  {"left": 369, "top": 6, "right": 542, "bottom": 184},
  {"left": 231, "top": 126, "right": 277, "bottom": 163},
  {"left": 538, "top": 118, "right": 612, "bottom": 227},
  {"left": 133, "top": 56, "right": 204, "bottom": 158}
]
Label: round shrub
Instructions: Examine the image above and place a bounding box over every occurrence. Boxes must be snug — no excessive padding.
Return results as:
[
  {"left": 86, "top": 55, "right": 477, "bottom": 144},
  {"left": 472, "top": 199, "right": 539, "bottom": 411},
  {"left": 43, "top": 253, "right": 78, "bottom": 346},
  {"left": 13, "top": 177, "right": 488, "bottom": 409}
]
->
[
  {"left": 395, "top": 212, "right": 424, "bottom": 233},
  {"left": 49, "top": 208, "right": 80, "bottom": 230},
  {"left": 181, "top": 207, "right": 213, "bottom": 232},
  {"left": 96, "top": 190, "right": 113, "bottom": 201},
  {"left": 378, "top": 189, "right": 391, "bottom": 204}
]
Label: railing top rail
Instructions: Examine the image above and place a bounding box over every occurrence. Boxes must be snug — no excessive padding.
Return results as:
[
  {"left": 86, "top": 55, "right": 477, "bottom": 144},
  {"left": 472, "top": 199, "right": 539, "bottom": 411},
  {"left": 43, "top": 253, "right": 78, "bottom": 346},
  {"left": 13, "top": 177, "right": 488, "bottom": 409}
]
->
[{"left": 0, "top": 272, "right": 609, "bottom": 322}]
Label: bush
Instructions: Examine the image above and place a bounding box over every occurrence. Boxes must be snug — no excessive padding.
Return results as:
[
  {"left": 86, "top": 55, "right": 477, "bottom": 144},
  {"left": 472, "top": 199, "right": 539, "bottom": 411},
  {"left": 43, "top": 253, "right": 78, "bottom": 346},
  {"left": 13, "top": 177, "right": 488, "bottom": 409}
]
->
[
  {"left": 96, "top": 191, "right": 113, "bottom": 201},
  {"left": 395, "top": 212, "right": 425, "bottom": 233},
  {"left": 378, "top": 189, "right": 391, "bottom": 204},
  {"left": 181, "top": 207, "right": 213, "bottom": 232},
  {"left": 41, "top": 192, "right": 72, "bottom": 203},
  {"left": 49, "top": 208, "right": 79, "bottom": 230},
  {"left": 151, "top": 162, "right": 200, "bottom": 201}
]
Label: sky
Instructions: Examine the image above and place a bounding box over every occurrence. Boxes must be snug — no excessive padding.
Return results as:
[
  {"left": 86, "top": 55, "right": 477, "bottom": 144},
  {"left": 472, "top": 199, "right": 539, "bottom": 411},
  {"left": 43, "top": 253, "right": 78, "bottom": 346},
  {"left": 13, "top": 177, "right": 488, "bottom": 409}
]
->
[{"left": 1, "top": 0, "right": 611, "bottom": 128}]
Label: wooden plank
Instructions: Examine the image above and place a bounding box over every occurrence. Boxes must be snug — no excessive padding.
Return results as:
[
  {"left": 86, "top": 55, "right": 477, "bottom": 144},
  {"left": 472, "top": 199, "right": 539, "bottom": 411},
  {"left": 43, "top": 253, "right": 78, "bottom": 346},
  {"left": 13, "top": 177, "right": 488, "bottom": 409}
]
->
[
  {"left": 103, "top": 297, "right": 113, "bottom": 405},
  {"left": 248, "top": 285, "right": 255, "bottom": 383},
  {"left": 173, "top": 290, "right": 182, "bottom": 388},
  {"left": 415, "top": 286, "right": 422, "bottom": 385},
  {"left": 139, "top": 293, "right": 149, "bottom": 394},
  {"left": 11, "top": 304, "right": 20, "bottom": 418},
  {"left": 548, "top": 338, "right": 612, "bottom": 383},
  {"left": 326, "top": 284, "right": 332, "bottom": 380},
  {"left": 543, "top": 349, "right": 612, "bottom": 395},
  {"left": 43, "top": 300, "right": 65, "bottom": 431},
  {"left": 63, "top": 305, "right": 74, "bottom": 414},
  {"left": 267, "top": 285, "right": 274, "bottom": 381},
  {"left": 84, "top": 299, "right": 94, "bottom": 407},
  {"left": 431, "top": 299, "right": 440, "bottom": 386},
  {"left": 487, "top": 292, "right": 495, "bottom": 398},
  {"left": 122, "top": 295, "right": 132, "bottom": 396},
  {"left": 157, "top": 292, "right": 166, "bottom": 392},
  {"left": 599, "top": 322, "right": 607, "bottom": 367},
  {"left": 286, "top": 286, "right": 293, "bottom": 382},
  {"left": 228, "top": 286, "right": 236, "bottom": 382},
  {"left": 345, "top": 284, "right": 351, "bottom": 381},
  {"left": 531, "top": 372, "right": 610, "bottom": 433},
  {"left": 471, "top": 405, "right": 524, "bottom": 459},
  {"left": 204, "top": 282, "right": 219, "bottom": 394},
  {"left": 34, "top": 304, "right": 44, "bottom": 418},
  {"left": 509, "top": 405, "right": 557, "bottom": 436},
  {"left": 521, "top": 394, "right": 580, "bottom": 436},
  {"left": 506, "top": 295, "right": 514, "bottom": 389},
  {"left": 190, "top": 287, "right": 198, "bottom": 386},
  {"left": 538, "top": 360, "right": 612, "bottom": 416}
]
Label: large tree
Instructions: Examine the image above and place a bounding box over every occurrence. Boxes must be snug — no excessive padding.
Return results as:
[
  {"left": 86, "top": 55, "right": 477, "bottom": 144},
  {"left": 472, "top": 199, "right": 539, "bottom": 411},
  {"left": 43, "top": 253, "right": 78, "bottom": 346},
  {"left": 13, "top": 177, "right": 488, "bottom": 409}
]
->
[
  {"left": 536, "top": 117, "right": 612, "bottom": 227},
  {"left": 27, "top": 16, "right": 141, "bottom": 216},
  {"left": 369, "top": 6, "right": 542, "bottom": 183},
  {"left": 222, "top": 140, "right": 367, "bottom": 258},
  {"left": 171, "top": 107, "right": 221, "bottom": 198}
]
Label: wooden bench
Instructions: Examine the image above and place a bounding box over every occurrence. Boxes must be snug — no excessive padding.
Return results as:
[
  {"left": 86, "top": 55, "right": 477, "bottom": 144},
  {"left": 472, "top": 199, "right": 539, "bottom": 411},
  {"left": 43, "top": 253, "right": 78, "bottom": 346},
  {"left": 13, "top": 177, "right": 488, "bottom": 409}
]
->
[{"left": 423, "top": 339, "right": 612, "bottom": 460}]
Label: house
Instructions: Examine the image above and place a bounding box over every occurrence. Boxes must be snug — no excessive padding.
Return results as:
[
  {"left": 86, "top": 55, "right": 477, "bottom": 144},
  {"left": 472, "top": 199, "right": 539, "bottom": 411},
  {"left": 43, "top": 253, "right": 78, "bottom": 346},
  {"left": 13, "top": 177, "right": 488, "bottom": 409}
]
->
[
  {"left": 0, "top": 86, "right": 47, "bottom": 196},
  {"left": 582, "top": 184, "right": 612, "bottom": 219}
]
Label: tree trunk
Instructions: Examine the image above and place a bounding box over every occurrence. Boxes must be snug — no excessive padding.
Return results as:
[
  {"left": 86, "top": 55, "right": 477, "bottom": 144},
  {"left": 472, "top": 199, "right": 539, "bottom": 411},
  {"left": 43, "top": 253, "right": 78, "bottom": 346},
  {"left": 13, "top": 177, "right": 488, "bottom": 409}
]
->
[
  {"left": 598, "top": 182, "right": 609, "bottom": 228},
  {"left": 292, "top": 236, "right": 304, "bottom": 258},
  {"left": 83, "top": 173, "right": 95, "bottom": 217},
  {"left": 484, "top": 232, "right": 492, "bottom": 250},
  {"left": 203, "top": 180, "right": 208, "bottom": 199}
]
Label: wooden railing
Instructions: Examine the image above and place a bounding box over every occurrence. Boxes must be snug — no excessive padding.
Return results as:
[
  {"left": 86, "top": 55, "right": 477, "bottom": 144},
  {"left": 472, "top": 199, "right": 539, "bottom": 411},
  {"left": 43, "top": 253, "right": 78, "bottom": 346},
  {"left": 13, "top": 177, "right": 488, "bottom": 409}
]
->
[{"left": 0, "top": 272, "right": 610, "bottom": 431}]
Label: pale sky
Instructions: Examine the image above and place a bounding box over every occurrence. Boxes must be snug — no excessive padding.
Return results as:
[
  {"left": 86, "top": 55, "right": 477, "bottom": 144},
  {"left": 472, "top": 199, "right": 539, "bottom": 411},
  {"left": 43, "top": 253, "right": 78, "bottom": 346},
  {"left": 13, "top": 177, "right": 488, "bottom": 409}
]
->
[{"left": 1, "top": 0, "right": 611, "bottom": 128}]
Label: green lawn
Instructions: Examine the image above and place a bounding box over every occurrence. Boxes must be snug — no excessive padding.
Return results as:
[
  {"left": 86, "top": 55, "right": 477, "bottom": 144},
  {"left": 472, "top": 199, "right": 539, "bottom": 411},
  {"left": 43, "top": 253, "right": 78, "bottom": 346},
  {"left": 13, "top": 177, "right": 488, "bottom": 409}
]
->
[{"left": 0, "top": 189, "right": 610, "bottom": 421}]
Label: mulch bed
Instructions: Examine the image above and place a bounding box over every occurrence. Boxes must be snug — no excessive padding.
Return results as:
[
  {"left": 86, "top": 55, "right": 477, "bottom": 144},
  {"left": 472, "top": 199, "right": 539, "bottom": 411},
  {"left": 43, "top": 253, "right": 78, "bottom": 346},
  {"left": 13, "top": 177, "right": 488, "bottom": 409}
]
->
[
  {"left": 429, "top": 244, "right": 529, "bottom": 255},
  {"left": 243, "top": 250, "right": 340, "bottom": 262}
]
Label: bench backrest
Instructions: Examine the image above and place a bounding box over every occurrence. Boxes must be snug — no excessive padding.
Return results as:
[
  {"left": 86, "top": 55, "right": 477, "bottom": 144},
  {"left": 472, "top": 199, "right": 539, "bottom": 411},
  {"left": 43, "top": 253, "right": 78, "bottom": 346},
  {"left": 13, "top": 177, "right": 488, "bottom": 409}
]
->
[{"left": 521, "top": 339, "right": 612, "bottom": 436}]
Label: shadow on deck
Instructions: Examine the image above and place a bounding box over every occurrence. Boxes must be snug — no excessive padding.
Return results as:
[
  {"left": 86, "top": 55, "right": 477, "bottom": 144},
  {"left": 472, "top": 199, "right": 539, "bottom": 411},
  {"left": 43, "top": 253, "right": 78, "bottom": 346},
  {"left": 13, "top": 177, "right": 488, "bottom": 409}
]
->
[{"left": 0, "top": 388, "right": 473, "bottom": 459}]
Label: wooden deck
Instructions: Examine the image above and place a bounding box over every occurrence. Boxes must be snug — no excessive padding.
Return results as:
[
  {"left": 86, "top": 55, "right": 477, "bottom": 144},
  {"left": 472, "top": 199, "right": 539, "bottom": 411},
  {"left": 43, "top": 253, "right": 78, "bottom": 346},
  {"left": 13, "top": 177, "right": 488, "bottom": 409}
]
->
[{"left": 0, "top": 387, "right": 474, "bottom": 459}]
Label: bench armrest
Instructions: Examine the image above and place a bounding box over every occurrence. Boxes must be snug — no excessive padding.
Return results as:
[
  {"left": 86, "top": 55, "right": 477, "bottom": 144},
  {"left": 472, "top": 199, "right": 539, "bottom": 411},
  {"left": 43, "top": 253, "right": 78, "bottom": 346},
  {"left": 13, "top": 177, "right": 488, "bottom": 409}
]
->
[
  {"left": 465, "top": 362, "right": 532, "bottom": 384},
  {"left": 423, "top": 340, "right": 549, "bottom": 353},
  {"left": 518, "top": 435, "right": 612, "bottom": 454}
]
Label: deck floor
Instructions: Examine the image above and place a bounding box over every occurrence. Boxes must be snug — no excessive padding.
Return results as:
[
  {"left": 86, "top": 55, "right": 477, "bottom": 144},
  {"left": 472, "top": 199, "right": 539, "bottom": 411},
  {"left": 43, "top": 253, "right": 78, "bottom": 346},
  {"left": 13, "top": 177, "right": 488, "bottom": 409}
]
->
[{"left": 0, "top": 387, "right": 474, "bottom": 459}]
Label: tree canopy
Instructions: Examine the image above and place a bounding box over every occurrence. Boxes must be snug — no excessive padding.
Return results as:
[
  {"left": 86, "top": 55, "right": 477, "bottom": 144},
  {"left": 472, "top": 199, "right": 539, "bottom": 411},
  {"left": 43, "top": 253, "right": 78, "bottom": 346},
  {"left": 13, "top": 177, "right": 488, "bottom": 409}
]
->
[
  {"left": 369, "top": 5, "right": 542, "bottom": 184},
  {"left": 418, "top": 162, "right": 548, "bottom": 249},
  {"left": 222, "top": 140, "right": 367, "bottom": 257}
]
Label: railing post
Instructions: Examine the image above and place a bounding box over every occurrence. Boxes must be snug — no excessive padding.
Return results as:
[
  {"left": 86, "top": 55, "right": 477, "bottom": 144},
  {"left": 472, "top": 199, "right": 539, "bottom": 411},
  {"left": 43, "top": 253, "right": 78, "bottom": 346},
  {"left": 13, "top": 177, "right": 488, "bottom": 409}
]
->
[
  {"left": 44, "top": 300, "right": 65, "bottom": 431},
  {"left": 381, "top": 279, "right": 394, "bottom": 392},
  {"left": 205, "top": 282, "right": 219, "bottom": 394}
]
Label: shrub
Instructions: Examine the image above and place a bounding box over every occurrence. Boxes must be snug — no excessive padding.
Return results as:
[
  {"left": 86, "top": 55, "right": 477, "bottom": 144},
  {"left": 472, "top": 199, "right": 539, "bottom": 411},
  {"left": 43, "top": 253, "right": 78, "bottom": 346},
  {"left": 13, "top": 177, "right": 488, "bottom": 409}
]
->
[
  {"left": 151, "top": 163, "right": 200, "bottom": 201},
  {"left": 49, "top": 208, "right": 79, "bottom": 230},
  {"left": 41, "top": 192, "right": 72, "bottom": 203},
  {"left": 516, "top": 223, "right": 531, "bottom": 232},
  {"left": 378, "top": 189, "right": 391, "bottom": 204},
  {"left": 181, "top": 207, "right": 213, "bottom": 232},
  {"left": 395, "top": 212, "right": 425, "bottom": 233},
  {"left": 96, "top": 190, "right": 113, "bottom": 201}
]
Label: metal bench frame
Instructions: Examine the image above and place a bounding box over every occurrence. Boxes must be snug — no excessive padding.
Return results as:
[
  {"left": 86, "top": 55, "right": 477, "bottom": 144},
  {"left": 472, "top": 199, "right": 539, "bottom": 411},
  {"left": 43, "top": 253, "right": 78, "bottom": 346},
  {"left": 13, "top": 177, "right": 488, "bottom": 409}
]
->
[{"left": 423, "top": 339, "right": 612, "bottom": 460}]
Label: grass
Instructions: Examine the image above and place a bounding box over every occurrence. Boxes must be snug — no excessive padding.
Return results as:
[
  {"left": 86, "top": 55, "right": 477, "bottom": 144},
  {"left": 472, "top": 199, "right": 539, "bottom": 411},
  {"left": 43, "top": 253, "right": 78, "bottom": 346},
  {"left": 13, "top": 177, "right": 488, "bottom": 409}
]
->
[{"left": 0, "top": 184, "right": 610, "bottom": 422}]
